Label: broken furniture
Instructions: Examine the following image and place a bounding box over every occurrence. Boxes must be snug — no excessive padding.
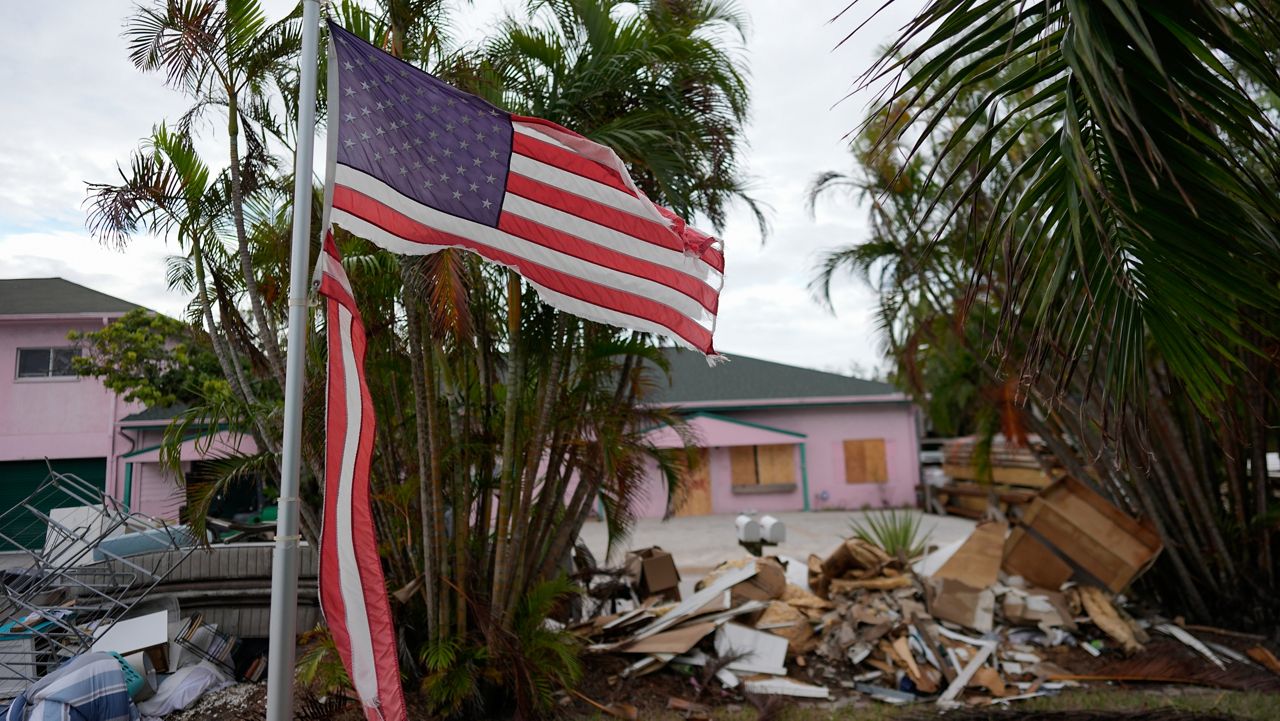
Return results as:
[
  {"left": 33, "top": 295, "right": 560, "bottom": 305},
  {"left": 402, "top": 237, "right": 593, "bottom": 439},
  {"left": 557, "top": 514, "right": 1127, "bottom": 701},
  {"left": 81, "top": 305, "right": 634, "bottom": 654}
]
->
[
  {"left": 0, "top": 470, "right": 200, "bottom": 697},
  {"left": 1003, "top": 476, "right": 1162, "bottom": 592}
]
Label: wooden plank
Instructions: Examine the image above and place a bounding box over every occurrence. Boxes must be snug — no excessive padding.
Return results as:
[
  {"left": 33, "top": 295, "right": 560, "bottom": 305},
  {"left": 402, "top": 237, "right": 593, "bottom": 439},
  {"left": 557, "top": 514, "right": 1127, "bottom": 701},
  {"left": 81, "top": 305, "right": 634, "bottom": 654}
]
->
[
  {"left": 942, "top": 464, "right": 1055, "bottom": 488},
  {"left": 755, "top": 444, "right": 797, "bottom": 485},
  {"left": 936, "top": 484, "right": 1035, "bottom": 503},
  {"left": 844, "top": 440, "right": 866, "bottom": 483},
  {"left": 1001, "top": 526, "right": 1073, "bottom": 590},
  {"left": 729, "top": 446, "right": 758, "bottom": 487},
  {"left": 1043, "top": 478, "right": 1162, "bottom": 548},
  {"left": 1045, "top": 499, "right": 1152, "bottom": 570},
  {"left": 1030, "top": 504, "right": 1138, "bottom": 591},
  {"left": 844, "top": 439, "right": 887, "bottom": 484},
  {"left": 865, "top": 439, "right": 887, "bottom": 482},
  {"left": 675, "top": 449, "right": 712, "bottom": 517}
]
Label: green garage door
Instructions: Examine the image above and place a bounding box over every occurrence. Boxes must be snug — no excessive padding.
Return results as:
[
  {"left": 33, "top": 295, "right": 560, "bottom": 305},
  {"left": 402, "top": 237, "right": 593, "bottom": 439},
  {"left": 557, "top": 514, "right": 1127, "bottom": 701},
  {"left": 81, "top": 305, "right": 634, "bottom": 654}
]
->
[{"left": 0, "top": 458, "right": 107, "bottom": 551}]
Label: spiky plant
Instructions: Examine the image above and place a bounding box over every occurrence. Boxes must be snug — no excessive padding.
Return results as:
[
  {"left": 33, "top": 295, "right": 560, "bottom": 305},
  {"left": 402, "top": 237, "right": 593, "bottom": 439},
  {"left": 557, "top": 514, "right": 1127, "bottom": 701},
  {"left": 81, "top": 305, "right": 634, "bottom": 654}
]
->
[{"left": 849, "top": 508, "right": 932, "bottom": 560}]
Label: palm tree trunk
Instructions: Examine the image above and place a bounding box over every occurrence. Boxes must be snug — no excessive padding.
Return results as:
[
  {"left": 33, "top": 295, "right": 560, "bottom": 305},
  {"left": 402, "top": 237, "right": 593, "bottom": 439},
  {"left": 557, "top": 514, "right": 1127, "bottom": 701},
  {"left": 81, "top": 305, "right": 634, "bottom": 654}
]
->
[
  {"left": 490, "top": 273, "right": 523, "bottom": 634},
  {"left": 402, "top": 270, "right": 439, "bottom": 639},
  {"left": 226, "top": 92, "right": 285, "bottom": 386},
  {"left": 502, "top": 320, "right": 570, "bottom": 620},
  {"left": 420, "top": 330, "right": 451, "bottom": 639}
]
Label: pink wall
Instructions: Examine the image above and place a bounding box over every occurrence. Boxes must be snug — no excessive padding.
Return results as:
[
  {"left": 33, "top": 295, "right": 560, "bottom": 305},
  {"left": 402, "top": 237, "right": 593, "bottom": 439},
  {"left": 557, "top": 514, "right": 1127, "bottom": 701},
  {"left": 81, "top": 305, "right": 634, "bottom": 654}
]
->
[
  {"left": 126, "top": 461, "right": 189, "bottom": 520},
  {"left": 2, "top": 315, "right": 249, "bottom": 523},
  {"left": 112, "top": 428, "right": 260, "bottom": 521},
  {"left": 0, "top": 317, "right": 140, "bottom": 465},
  {"left": 633, "top": 402, "right": 921, "bottom": 518}
]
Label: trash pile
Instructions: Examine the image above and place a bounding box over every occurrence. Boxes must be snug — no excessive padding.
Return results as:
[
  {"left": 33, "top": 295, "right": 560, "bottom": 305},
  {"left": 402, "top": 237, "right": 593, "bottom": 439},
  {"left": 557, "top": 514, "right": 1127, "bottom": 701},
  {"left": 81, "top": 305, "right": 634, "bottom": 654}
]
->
[
  {"left": 572, "top": 477, "right": 1280, "bottom": 709},
  {"left": 0, "top": 470, "right": 313, "bottom": 719}
]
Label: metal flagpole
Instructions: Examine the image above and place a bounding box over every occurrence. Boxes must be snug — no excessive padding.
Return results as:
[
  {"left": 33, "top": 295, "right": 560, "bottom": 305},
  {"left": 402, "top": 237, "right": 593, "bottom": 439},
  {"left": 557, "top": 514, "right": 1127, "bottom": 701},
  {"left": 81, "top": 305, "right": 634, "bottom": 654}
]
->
[{"left": 266, "top": 1, "right": 321, "bottom": 720}]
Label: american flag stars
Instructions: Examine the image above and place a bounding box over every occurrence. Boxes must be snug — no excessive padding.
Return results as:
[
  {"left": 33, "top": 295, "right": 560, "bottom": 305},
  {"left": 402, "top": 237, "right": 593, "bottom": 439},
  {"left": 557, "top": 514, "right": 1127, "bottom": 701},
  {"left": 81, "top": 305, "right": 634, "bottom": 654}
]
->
[{"left": 331, "top": 29, "right": 511, "bottom": 226}]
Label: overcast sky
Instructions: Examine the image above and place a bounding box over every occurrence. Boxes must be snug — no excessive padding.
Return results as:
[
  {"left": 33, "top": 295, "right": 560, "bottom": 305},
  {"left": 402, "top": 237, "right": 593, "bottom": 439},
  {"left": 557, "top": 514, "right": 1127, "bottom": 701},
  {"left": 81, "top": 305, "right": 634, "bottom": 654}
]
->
[{"left": 0, "top": 0, "right": 920, "bottom": 376}]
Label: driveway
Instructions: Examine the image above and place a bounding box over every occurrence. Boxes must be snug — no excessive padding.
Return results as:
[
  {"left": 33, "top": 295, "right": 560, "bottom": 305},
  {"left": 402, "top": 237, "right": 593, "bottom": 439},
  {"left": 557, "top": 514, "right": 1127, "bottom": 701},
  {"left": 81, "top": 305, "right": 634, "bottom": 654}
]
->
[{"left": 577, "top": 510, "right": 975, "bottom": 577}]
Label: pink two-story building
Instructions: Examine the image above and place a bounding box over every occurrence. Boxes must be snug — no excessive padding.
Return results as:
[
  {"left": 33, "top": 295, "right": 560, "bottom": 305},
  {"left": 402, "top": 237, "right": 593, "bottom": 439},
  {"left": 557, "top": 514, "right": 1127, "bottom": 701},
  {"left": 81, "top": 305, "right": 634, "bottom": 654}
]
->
[
  {"left": 635, "top": 349, "right": 921, "bottom": 518},
  {"left": 0, "top": 278, "right": 252, "bottom": 548}
]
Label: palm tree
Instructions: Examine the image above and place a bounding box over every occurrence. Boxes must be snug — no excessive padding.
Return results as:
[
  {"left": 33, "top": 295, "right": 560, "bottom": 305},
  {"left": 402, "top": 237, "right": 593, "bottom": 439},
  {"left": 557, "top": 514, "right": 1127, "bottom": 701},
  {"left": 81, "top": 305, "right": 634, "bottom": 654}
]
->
[
  {"left": 826, "top": 1, "right": 1280, "bottom": 619},
  {"left": 486, "top": 0, "right": 767, "bottom": 234},
  {"left": 124, "top": 0, "right": 303, "bottom": 385},
  {"left": 94, "top": 2, "right": 758, "bottom": 713}
]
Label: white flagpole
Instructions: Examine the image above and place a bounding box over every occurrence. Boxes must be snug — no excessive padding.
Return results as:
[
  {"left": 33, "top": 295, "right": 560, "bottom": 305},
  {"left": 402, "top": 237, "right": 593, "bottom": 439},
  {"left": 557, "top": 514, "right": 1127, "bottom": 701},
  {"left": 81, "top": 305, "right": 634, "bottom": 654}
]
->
[{"left": 266, "top": 1, "right": 321, "bottom": 720}]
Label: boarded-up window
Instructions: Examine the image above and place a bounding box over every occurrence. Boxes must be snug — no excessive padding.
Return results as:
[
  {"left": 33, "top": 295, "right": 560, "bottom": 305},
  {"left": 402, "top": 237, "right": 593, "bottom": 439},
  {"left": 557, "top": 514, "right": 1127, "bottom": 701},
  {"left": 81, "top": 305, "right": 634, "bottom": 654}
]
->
[
  {"left": 843, "top": 439, "right": 888, "bottom": 484},
  {"left": 729, "top": 445, "right": 797, "bottom": 486}
]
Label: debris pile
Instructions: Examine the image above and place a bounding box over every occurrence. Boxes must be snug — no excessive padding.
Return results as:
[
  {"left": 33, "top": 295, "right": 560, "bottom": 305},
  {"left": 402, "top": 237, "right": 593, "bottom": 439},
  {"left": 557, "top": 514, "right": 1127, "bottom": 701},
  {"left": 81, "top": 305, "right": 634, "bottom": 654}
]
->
[
  {"left": 572, "top": 478, "right": 1280, "bottom": 710},
  {"left": 0, "top": 470, "right": 310, "bottom": 718}
]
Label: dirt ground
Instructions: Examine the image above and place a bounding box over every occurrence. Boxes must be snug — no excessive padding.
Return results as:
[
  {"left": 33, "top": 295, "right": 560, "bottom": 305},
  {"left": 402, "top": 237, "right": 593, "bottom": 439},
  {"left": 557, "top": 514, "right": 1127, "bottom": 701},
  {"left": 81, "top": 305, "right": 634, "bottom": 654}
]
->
[{"left": 168, "top": 627, "right": 1280, "bottom": 721}]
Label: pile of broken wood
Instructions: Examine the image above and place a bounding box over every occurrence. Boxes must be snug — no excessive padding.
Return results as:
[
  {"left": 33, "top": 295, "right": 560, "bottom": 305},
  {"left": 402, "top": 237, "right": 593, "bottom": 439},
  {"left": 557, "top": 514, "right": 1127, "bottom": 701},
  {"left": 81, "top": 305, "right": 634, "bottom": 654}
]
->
[{"left": 571, "top": 478, "right": 1280, "bottom": 709}]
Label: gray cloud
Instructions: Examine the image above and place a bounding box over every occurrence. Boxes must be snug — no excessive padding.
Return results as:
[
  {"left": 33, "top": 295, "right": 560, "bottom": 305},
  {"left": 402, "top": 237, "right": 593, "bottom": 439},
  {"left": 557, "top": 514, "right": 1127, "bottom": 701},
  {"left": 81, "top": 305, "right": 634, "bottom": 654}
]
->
[{"left": 0, "top": 0, "right": 918, "bottom": 375}]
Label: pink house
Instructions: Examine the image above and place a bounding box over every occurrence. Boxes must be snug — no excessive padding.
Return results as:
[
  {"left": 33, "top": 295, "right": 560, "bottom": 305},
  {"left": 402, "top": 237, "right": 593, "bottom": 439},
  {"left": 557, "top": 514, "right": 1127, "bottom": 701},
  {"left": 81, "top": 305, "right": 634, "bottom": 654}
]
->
[
  {"left": 633, "top": 350, "right": 921, "bottom": 518},
  {"left": 0, "top": 278, "right": 252, "bottom": 547}
]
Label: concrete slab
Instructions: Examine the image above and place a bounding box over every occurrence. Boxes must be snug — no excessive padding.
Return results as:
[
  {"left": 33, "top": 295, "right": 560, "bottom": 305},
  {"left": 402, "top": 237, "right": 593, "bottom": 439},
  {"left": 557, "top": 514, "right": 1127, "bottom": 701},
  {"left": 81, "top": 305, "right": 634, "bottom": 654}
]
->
[{"left": 578, "top": 510, "right": 975, "bottom": 579}]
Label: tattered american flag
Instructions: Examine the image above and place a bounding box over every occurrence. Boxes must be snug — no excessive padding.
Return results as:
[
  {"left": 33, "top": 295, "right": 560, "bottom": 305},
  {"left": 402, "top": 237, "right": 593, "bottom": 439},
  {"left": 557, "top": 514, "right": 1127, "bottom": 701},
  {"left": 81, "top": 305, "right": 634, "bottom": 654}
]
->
[
  {"left": 324, "top": 21, "right": 724, "bottom": 354},
  {"left": 313, "top": 231, "right": 407, "bottom": 721},
  {"left": 315, "top": 22, "right": 725, "bottom": 720}
]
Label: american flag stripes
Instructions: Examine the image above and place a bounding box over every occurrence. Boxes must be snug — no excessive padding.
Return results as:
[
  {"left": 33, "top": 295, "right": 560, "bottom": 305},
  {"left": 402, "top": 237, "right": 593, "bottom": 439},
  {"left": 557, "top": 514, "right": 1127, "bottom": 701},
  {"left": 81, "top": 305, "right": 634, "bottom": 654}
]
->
[
  {"left": 325, "top": 22, "right": 724, "bottom": 355},
  {"left": 314, "top": 231, "right": 407, "bottom": 721}
]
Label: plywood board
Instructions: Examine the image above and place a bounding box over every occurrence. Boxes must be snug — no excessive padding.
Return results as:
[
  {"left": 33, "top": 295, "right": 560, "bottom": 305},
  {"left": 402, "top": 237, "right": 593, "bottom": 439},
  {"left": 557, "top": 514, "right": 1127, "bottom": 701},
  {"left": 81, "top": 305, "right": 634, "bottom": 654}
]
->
[
  {"left": 729, "top": 447, "right": 757, "bottom": 487},
  {"left": 675, "top": 448, "right": 712, "bottom": 517},
  {"left": 622, "top": 622, "right": 715, "bottom": 655},
  {"left": 934, "top": 521, "right": 1007, "bottom": 589},
  {"left": 1013, "top": 478, "right": 1161, "bottom": 592},
  {"left": 1001, "top": 526, "right": 1072, "bottom": 590},
  {"left": 843, "top": 439, "right": 888, "bottom": 484},
  {"left": 755, "top": 444, "right": 797, "bottom": 485}
]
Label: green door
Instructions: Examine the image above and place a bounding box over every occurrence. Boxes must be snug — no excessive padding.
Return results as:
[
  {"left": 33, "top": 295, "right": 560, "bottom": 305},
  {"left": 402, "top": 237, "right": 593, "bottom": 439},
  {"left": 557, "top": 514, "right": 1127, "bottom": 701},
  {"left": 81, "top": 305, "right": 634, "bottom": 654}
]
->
[{"left": 0, "top": 458, "right": 107, "bottom": 551}]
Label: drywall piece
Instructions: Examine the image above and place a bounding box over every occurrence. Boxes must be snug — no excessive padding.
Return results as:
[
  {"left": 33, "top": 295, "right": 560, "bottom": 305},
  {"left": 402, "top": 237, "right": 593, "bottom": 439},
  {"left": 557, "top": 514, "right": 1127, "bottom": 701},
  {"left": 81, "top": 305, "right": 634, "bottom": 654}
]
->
[
  {"left": 715, "top": 668, "right": 739, "bottom": 688},
  {"left": 91, "top": 610, "right": 171, "bottom": 671},
  {"left": 855, "top": 682, "right": 916, "bottom": 704},
  {"left": 1156, "top": 624, "right": 1225, "bottom": 670},
  {"left": 742, "top": 677, "right": 829, "bottom": 699},
  {"left": 925, "top": 577, "right": 994, "bottom": 632},
  {"left": 937, "top": 639, "right": 998, "bottom": 707},
  {"left": 620, "top": 652, "right": 675, "bottom": 678},
  {"left": 714, "top": 623, "right": 788, "bottom": 676},
  {"left": 913, "top": 538, "right": 965, "bottom": 579},
  {"left": 672, "top": 649, "right": 708, "bottom": 667}
]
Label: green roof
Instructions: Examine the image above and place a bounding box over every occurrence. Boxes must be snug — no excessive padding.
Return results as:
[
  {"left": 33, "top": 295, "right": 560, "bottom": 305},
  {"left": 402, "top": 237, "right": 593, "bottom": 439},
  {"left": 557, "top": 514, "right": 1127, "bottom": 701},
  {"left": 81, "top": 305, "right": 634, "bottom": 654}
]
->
[
  {"left": 0, "top": 278, "right": 142, "bottom": 316},
  {"left": 646, "top": 348, "right": 898, "bottom": 406},
  {"left": 119, "top": 403, "right": 191, "bottom": 424}
]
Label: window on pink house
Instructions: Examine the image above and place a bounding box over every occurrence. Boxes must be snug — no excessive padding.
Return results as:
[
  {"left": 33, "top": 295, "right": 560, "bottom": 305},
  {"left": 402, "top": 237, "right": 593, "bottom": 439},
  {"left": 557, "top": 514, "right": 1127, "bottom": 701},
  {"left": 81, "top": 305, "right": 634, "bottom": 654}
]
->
[
  {"left": 16, "top": 347, "right": 80, "bottom": 379},
  {"left": 729, "top": 444, "right": 797, "bottom": 490}
]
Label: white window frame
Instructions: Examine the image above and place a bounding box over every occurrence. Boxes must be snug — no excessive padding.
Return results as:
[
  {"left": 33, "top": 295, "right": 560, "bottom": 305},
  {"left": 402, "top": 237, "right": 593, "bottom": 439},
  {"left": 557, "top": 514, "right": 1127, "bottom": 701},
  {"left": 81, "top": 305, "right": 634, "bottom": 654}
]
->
[{"left": 14, "top": 347, "right": 81, "bottom": 382}]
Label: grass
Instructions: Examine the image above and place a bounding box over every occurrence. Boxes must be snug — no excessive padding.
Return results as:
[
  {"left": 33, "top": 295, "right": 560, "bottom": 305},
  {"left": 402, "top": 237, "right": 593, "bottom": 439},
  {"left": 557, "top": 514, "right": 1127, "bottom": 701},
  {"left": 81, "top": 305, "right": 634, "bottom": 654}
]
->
[{"left": 582, "top": 687, "right": 1278, "bottom": 720}]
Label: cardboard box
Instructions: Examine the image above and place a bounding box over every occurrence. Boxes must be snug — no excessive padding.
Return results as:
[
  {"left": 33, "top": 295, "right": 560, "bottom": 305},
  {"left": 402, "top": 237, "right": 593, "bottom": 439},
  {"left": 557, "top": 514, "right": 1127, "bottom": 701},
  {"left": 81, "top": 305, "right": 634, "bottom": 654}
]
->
[
  {"left": 1004, "top": 477, "right": 1162, "bottom": 592},
  {"left": 924, "top": 577, "right": 994, "bottom": 632},
  {"left": 625, "top": 547, "right": 682, "bottom": 602}
]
